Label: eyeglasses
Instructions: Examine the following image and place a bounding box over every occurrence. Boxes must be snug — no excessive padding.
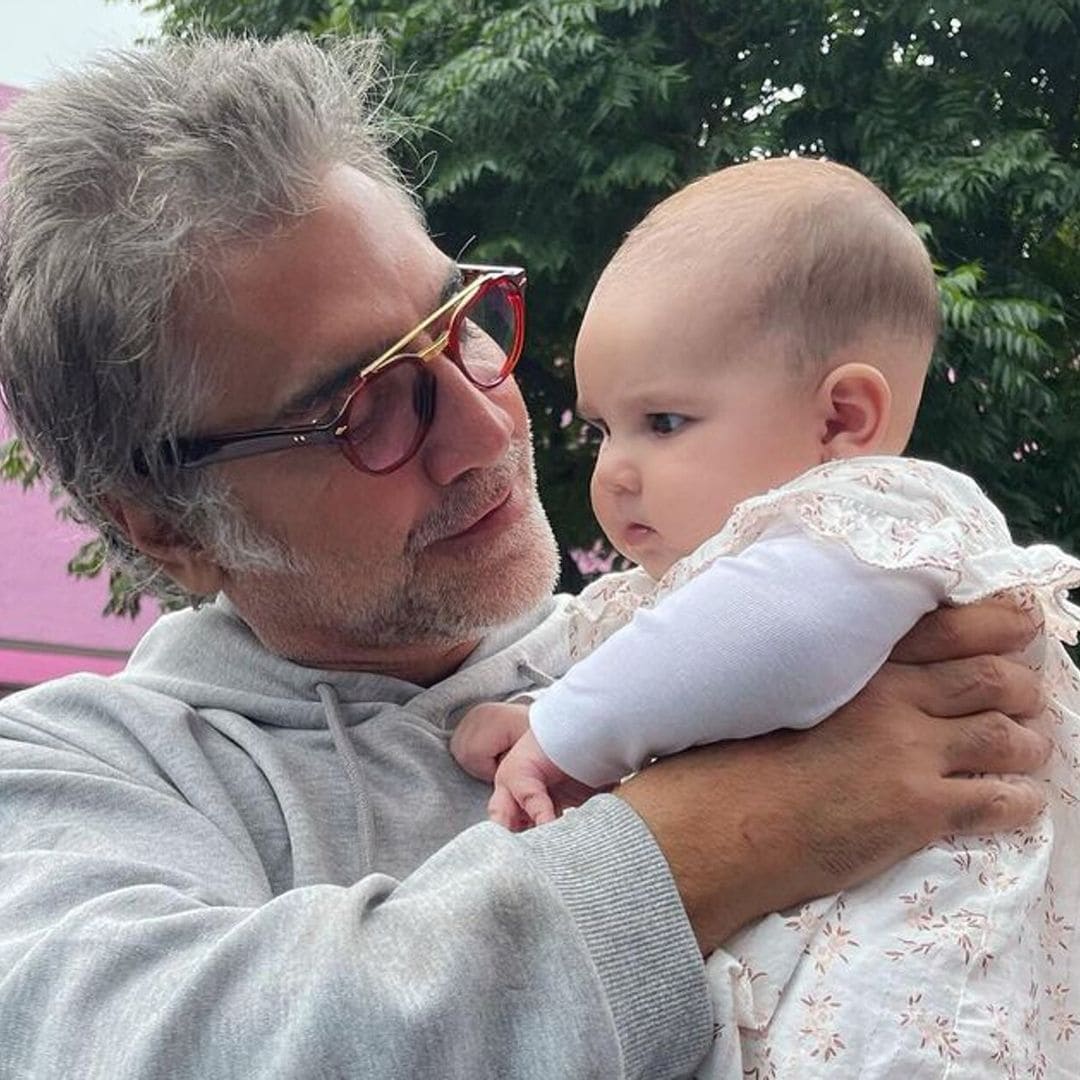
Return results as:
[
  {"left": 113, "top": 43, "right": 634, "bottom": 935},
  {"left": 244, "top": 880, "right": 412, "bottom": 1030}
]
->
[{"left": 160, "top": 263, "right": 526, "bottom": 475}]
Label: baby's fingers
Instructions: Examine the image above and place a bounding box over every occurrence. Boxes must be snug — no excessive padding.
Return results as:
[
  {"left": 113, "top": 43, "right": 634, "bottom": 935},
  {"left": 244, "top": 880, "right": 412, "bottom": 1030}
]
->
[
  {"left": 519, "top": 783, "right": 557, "bottom": 827},
  {"left": 488, "top": 785, "right": 528, "bottom": 831}
]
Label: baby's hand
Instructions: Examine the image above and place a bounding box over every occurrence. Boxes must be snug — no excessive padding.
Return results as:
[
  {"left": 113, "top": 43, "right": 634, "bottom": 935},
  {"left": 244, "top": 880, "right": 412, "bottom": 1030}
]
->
[
  {"left": 450, "top": 702, "right": 531, "bottom": 782},
  {"left": 489, "top": 729, "right": 577, "bottom": 831},
  {"left": 490, "top": 730, "right": 565, "bottom": 829}
]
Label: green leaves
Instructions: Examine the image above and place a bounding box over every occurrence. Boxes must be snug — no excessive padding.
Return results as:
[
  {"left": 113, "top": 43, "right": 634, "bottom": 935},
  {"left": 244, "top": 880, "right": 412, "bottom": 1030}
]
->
[
  {"left": 27, "top": 0, "right": 1080, "bottom": 607},
  {"left": 349, "top": 0, "right": 1080, "bottom": 571},
  {"left": 0, "top": 438, "right": 41, "bottom": 491}
]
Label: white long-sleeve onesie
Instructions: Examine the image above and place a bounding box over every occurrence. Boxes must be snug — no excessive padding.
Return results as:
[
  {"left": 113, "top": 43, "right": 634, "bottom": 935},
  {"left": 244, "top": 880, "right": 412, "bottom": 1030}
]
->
[
  {"left": 531, "top": 530, "right": 942, "bottom": 786},
  {"left": 525, "top": 456, "right": 1080, "bottom": 1078}
]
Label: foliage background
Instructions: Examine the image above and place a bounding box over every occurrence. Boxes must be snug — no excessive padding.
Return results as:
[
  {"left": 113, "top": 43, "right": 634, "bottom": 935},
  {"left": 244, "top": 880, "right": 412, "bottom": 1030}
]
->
[{"left": 5, "top": 0, "right": 1079, "bottom": 605}]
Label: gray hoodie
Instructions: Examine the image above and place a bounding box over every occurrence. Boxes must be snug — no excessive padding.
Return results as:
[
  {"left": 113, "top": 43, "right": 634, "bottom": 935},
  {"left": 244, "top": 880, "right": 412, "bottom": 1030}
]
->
[{"left": 0, "top": 596, "right": 712, "bottom": 1079}]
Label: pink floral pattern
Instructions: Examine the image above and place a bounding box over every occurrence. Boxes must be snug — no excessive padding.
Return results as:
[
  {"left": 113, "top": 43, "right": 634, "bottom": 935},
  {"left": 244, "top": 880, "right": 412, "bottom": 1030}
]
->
[
  {"left": 566, "top": 457, "right": 1080, "bottom": 1077},
  {"left": 567, "top": 457, "right": 1080, "bottom": 660}
]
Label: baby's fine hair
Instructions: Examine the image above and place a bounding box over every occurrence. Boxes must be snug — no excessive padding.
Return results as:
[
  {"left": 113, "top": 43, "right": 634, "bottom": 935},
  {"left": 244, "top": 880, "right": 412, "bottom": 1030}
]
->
[{"left": 610, "top": 157, "right": 940, "bottom": 371}]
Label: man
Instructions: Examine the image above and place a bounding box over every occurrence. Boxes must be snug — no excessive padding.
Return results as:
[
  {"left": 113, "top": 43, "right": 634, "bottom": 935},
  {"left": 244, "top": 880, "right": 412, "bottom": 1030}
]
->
[{"left": 0, "top": 35, "right": 1047, "bottom": 1079}]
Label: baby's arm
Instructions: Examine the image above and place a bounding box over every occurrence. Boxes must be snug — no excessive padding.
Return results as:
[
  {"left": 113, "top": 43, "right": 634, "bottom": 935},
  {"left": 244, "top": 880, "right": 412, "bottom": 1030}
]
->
[{"left": 533, "top": 530, "right": 948, "bottom": 788}]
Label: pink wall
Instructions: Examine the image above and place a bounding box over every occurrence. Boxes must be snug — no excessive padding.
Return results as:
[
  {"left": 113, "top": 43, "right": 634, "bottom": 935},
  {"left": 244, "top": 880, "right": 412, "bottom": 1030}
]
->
[
  {"left": 1, "top": 82, "right": 158, "bottom": 686},
  {"left": 0, "top": 417, "right": 159, "bottom": 686}
]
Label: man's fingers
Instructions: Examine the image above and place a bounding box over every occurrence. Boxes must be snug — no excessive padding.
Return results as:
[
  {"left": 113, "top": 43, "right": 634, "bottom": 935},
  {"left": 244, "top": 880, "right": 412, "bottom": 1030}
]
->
[
  {"left": 941, "top": 710, "right": 1052, "bottom": 776},
  {"left": 892, "top": 654, "right": 1044, "bottom": 718},
  {"left": 891, "top": 597, "right": 1039, "bottom": 663},
  {"left": 938, "top": 775, "right": 1047, "bottom": 835}
]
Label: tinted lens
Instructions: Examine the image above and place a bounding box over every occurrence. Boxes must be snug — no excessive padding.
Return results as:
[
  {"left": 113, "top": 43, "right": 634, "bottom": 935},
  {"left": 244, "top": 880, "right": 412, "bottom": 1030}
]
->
[
  {"left": 342, "top": 360, "right": 428, "bottom": 473},
  {"left": 455, "top": 278, "right": 520, "bottom": 387}
]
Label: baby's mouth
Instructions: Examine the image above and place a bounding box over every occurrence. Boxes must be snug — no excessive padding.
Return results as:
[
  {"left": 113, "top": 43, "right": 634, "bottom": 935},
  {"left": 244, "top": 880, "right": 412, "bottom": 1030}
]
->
[{"left": 624, "top": 522, "right": 656, "bottom": 544}]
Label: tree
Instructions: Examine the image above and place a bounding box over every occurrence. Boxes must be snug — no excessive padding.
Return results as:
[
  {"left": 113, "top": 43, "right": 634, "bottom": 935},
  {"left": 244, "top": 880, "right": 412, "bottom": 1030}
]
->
[{"left": 6, "top": 0, "right": 1079, "bottom": 606}]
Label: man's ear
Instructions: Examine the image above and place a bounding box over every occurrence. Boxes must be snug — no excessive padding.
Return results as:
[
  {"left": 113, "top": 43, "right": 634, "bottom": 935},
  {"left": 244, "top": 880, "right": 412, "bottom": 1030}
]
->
[
  {"left": 107, "top": 498, "right": 225, "bottom": 597},
  {"left": 815, "top": 362, "right": 892, "bottom": 461}
]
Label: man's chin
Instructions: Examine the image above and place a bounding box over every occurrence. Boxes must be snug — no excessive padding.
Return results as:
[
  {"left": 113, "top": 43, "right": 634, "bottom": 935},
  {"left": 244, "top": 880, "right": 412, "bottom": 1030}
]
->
[
  {"left": 410, "top": 498, "right": 560, "bottom": 632},
  {"left": 224, "top": 477, "right": 560, "bottom": 658}
]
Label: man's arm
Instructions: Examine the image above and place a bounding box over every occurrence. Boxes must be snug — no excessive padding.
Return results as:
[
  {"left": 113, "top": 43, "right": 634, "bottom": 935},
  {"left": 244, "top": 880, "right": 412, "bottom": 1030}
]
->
[
  {"left": 617, "top": 597, "right": 1048, "bottom": 954},
  {"left": 0, "top": 705, "right": 708, "bottom": 1080},
  {"left": 0, "top": 602, "right": 1045, "bottom": 1078}
]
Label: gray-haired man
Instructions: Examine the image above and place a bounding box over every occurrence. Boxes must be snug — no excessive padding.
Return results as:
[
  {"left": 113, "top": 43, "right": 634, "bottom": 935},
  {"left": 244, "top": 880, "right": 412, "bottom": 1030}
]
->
[{"left": 0, "top": 36, "right": 1047, "bottom": 1078}]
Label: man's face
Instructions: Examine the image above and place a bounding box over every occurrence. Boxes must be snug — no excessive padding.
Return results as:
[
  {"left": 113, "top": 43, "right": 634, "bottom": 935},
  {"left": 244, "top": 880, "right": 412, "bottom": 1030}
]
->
[{"left": 184, "top": 166, "right": 559, "bottom": 666}]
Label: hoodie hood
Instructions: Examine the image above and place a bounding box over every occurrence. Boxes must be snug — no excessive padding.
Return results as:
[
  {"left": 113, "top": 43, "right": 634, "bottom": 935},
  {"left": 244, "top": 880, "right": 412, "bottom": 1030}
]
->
[{"left": 120, "top": 593, "right": 574, "bottom": 731}]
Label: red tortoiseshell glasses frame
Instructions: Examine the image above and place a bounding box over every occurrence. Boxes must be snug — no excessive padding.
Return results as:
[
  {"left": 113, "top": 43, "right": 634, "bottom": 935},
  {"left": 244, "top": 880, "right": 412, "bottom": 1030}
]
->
[{"left": 160, "top": 263, "right": 526, "bottom": 475}]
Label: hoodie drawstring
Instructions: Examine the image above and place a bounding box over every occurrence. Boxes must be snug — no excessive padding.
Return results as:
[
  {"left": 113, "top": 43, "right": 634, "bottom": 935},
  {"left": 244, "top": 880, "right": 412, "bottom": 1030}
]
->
[
  {"left": 515, "top": 659, "right": 555, "bottom": 689},
  {"left": 316, "top": 682, "right": 375, "bottom": 878}
]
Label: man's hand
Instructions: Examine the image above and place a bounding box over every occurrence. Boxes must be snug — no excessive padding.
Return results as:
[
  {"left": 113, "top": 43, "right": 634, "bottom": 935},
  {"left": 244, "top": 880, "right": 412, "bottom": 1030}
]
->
[{"left": 617, "top": 597, "right": 1050, "bottom": 955}]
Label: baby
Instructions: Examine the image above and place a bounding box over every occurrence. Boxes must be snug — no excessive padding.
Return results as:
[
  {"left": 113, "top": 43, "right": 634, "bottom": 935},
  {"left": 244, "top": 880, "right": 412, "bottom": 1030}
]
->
[{"left": 451, "top": 159, "right": 1080, "bottom": 1075}]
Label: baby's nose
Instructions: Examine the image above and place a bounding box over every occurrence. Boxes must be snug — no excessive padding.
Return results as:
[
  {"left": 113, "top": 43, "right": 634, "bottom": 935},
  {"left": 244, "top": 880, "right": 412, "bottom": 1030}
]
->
[{"left": 594, "top": 448, "right": 641, "bottom": 495}]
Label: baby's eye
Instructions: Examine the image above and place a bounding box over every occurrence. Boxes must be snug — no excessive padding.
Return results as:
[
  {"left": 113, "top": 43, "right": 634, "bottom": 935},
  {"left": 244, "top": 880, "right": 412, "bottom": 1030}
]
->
[
  {"left": 578, "top": 416, "right": 608, "bottom": 444},
  {"left": 647, "top": 413, "right": 689, "bottom": 435}
]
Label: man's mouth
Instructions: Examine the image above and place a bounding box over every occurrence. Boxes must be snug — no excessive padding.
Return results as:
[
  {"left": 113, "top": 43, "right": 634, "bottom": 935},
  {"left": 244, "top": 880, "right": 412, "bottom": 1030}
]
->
[
  {"left": 407, "top": 438, "right": 534, "bottom": 553},
  {"left": 439, "top": 488, "right": 515, "bottom": 542}
]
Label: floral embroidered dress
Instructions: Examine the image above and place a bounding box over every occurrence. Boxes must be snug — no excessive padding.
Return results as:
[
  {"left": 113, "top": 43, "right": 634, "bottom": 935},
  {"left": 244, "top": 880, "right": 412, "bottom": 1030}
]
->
[{"left": 551, "top": 457, "right": 1080, "bottom": 1078}]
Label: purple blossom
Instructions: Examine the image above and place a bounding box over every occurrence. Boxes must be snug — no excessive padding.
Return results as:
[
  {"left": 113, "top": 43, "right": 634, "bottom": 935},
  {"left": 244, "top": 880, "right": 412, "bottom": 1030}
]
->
[{"left": 568, "top": 539, "right": 619, "bottom": 578}]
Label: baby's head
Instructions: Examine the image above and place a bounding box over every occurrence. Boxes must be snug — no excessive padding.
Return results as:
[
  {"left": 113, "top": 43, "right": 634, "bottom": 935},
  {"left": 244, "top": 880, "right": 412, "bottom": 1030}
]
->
[{"left": 575, "top": 157, "right": 939, "bottom": 578}]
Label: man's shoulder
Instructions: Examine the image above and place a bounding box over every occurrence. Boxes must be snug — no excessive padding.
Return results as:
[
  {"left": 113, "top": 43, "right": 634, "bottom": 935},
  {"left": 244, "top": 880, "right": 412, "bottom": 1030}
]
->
[
  {"left": 1, "top": 667, "right": 186, "bottom": 725},
  {"left": 0, "top": 668, "right": 197, "bottom": 789},
  {"left": 0, "top": 601, "right": 250, "bottom": 764}
]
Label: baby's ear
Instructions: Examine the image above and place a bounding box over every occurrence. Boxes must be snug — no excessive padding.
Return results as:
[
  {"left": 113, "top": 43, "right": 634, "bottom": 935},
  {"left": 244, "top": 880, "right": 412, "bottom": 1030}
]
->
[{"left": 815, "top": 362, "right": 892, "bottom": 460}]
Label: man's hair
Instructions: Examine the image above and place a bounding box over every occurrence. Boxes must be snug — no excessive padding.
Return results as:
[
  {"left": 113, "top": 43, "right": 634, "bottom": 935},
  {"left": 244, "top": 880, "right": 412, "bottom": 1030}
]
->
[
  {"left": 608, "top": 157, "right": 940, "bottom": 372},
  {"left": 0, "top": 34, "right": 411, "bottom": 599}
]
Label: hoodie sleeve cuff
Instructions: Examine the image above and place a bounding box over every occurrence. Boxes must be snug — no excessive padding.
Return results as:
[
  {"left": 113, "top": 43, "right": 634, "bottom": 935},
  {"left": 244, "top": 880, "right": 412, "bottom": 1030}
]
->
[{"left": 519, "top": 793, "right": 713, "bottom": 1078}]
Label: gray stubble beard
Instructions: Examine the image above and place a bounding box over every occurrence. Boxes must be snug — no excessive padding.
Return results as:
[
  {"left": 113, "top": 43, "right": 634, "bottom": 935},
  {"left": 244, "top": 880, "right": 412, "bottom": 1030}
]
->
[{"left": 233, "top": 434, "right": 561, "bottom": 656}]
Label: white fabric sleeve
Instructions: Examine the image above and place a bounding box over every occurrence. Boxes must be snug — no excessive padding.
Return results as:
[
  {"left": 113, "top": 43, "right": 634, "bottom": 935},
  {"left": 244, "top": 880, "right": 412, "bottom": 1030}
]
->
[{"left": 531, "top": 532, "right": 947, "bottom": 787}]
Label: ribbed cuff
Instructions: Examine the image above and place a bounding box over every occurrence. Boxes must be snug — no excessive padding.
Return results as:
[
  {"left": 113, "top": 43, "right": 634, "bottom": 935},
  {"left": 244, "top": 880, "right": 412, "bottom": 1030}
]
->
[{"left": 520, "top": 794, "right": 712, "bottom": 1079}]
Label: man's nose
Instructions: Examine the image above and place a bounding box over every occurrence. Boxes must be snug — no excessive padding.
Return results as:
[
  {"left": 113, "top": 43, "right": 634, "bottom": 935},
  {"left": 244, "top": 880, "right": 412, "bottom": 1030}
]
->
[{"left": 420, "top": 356, "right": 516, "bottom": 486}]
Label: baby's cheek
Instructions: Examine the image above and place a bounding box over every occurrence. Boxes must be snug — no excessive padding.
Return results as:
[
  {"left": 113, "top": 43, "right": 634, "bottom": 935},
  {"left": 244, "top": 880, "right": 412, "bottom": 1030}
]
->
[
  {"left": 672, "top": 510, "right": 731, "bottom": 561},
  {"left": 588, "top": 483, "right": 620, "bottom": 548}
]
